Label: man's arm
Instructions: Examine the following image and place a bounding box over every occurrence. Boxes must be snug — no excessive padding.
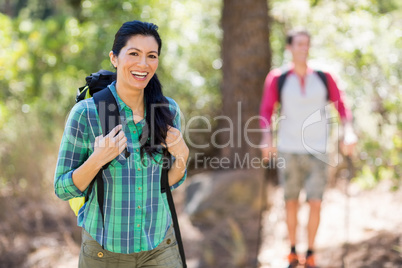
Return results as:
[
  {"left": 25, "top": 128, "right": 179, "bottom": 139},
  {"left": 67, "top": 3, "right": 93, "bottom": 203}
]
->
[
  {"left": 259, "top": 69, "right": 280, "bottom": 160},
  {"left": 326, "top": 72, "right": 357, "bottom": 155}
]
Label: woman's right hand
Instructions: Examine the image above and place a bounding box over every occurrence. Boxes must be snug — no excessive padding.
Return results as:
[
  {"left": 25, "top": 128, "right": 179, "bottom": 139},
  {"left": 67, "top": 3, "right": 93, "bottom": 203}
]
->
[
  {"left": 92, "top": 125, "right": 127, "bottom": 166},
  {"left": 72, "top": 125, "right": 127, "bottom": 192}
]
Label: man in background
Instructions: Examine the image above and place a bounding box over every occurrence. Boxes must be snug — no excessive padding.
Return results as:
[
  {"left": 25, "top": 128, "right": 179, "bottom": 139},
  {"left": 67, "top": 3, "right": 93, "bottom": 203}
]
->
[{"left": 259, "top": 29, "right": 357, "bottom": 268}]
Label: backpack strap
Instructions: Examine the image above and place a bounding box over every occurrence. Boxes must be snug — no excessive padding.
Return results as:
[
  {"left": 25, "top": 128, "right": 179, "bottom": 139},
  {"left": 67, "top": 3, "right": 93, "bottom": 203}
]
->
[
  {"left": 277, "top": 70, "right": 291, "bottom": 103},
  {"left": 86, "top": 85, "right": 185, "bottom": 262},
  {"left": 277, "top": 69, "right": 330, "bottom": 102},
  {"left": 162, "top": 152, "right": 187, "bottom": 267},
  {"left": 93, "top": 87, "right": 120, "bottom": 139},
  {"left": 89, "top": 87, "right": 130, "bottom": 248},
  {"left": 315, "top": 70, "right": 329, "bottom": 100}
]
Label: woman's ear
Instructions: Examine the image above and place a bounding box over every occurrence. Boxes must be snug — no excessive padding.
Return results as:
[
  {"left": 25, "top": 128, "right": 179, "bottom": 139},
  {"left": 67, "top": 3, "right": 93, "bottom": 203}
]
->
[{"left": 109, "top": 51, "right": 117, "bottom": 69}]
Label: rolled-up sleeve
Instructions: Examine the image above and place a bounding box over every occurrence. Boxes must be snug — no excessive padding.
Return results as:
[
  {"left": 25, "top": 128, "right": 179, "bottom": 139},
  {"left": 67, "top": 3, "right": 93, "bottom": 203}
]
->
[
  {"left": 54, "top": 102, "right": 90, "bottom": 200},
  {"left": 168, "top": 98, "right": 187, "bottom": 190}
]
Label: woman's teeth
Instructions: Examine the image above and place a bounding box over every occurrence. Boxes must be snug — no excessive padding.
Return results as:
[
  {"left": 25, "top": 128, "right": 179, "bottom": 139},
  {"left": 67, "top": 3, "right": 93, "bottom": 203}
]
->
[{"left": 131, "top": 71, "right": 147, "bottom": 78}]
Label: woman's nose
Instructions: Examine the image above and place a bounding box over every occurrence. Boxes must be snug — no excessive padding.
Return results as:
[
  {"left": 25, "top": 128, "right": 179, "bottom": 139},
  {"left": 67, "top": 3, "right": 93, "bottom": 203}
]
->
[{"left": 137, "top": 56, "right": 148, "bottom": 67}]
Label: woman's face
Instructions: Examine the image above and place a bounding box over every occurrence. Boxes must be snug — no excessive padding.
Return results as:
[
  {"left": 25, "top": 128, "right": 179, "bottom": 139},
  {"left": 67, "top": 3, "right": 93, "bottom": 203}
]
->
[{"left": 110, "top": 35, "right": 159, "bottom": 91}]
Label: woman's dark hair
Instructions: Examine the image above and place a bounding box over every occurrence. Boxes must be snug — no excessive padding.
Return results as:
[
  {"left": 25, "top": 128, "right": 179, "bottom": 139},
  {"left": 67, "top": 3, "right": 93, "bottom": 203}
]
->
[
  {"left": 112, "top": 20, "right": 173, "bottom": 159},
  {"left": 286, "top": 29, "right": 311, "bottom": 45}
]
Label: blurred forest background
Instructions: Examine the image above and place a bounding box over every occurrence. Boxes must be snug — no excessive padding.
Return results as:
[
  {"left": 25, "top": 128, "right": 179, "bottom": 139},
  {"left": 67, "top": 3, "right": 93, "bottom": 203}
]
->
[{"left": 0, "top": 0, "right": 401, "bottom": 267}]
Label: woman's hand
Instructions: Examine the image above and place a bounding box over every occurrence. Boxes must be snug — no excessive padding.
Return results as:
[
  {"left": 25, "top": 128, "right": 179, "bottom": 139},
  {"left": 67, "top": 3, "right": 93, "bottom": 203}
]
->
[
  {"left": 165, "top": 126, "right": 189, "bottom": 186},
  {"left": 92, "top": 125, "right": 127, "bottom": 166},
  {"left": 72, "top": 125, "right": 127, "bottom": 192},
  {"left": 165, "top": 126, "right": 189, "bottom": 161}
]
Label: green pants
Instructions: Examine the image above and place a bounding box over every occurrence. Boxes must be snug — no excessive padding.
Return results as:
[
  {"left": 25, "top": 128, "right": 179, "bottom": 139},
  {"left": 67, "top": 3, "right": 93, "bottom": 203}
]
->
[{"left": 78, "top": 225, "right": 182, "bottom": 268}]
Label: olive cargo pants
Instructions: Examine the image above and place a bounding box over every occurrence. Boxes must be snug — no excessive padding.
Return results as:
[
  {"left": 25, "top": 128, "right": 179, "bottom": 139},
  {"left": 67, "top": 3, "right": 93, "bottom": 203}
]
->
[{"left": 78, "top": 225, "right": 182, "bottom": 268}]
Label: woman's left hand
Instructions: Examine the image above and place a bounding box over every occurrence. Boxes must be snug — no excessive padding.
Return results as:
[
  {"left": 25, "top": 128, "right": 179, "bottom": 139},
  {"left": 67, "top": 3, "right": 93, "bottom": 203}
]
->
[{"left": 165, "top": 126, "right": 189, "bottom": 161}]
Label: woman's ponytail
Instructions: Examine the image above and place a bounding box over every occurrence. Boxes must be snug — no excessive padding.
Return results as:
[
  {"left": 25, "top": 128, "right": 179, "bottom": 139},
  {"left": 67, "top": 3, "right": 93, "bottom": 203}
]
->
[{"left": 140, "top": 74, "right": 174, "bottom": 158}]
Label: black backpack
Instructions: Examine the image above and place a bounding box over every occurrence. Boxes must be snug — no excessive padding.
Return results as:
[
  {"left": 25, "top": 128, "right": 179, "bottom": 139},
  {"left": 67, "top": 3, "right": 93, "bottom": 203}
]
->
[
  {"left": 76, "top": 70, "right": 187, "bottom": 267},
  {"left": 277, "top": 69, "right": 329, "bottom": 102}
]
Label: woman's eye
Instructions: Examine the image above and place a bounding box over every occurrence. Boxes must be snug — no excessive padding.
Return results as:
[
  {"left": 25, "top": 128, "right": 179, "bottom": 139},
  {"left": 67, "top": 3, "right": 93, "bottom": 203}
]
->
[
  {"left": 130, "top": 52, "right": 138, "bottom": 56},
  {"left": 149, "top": 55, "right": 158, "bottom": 59}
]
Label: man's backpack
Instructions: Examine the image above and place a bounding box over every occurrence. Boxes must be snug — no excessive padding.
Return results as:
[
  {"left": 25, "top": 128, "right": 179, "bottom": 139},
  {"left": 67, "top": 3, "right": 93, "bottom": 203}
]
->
[
  {"left": 69, "top": 70, "right": 187, "bottom": 267},
  {"left": 277, "top": 69, "right": 329, "bottom": 102}
]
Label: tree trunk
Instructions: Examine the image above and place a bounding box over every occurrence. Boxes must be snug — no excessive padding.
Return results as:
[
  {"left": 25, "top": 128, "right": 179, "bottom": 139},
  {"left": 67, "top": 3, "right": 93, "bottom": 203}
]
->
[{"left": 220, "top": 0, "right": 271, "bottom": 167}]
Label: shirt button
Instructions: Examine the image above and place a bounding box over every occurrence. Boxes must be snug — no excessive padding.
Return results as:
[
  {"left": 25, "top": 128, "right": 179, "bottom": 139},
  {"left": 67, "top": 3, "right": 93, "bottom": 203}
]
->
[
  {"left": 137, "top": 168, "right": 141, "bottom": 171},
  {"left": 136, "top": 149, "right": 139, "bottom": 152},
  {"left": 138, "top": 206, "right": 141, "bottom": 209},
  {"left": 97, "top": 252, "right": 104, "bottom": 258},
  {"left": 166, "top": 239, "right": 171, "bottom": 245},
  {"left": 133, "top": 130, "right": 136, "bottom": 134},
  {"left": 137, "top": 224, "right": 140, "bottom": 227},
  {"left": 138, "top": 187, "right": 141, "bottom": 191}
]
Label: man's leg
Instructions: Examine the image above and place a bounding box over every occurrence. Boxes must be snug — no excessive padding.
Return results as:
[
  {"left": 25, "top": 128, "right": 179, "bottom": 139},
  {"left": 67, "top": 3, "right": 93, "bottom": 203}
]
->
[
  {"left": 304, "top": 200, "right": 321, "bottom": 268},
  {"left": 307, "top": 200, "right": 321, "bottom": 249},
  {"left": 286, "top": 200, "right": 299, "bottom": 247},
  {"left": 285, "top": 200, "right": 300, "bottom": 267},
  {"left": 279, "top": 153, "right": 304, "bottom": 267},
  {"left": 304, "top": 154, "right": 328, "bottom": 268}
]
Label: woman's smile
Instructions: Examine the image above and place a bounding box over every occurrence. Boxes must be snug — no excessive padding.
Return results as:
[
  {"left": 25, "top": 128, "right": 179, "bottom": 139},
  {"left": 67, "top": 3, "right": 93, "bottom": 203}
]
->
[
  {"left": 110, "top": 35, "right": 159, "bottom": 91},
  {"left": 130, "top": 70, "right": 149, "bottom": 80}
]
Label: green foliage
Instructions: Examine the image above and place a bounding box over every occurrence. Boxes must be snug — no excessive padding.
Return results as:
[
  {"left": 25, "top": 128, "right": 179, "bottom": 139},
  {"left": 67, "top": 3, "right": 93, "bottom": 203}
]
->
[
  {"left": 0, "top": 0, "right": 222, "bottom": 194},
  {"left": 270, "top": 0, "right": 402, "bottom": 187},
  {"left": 0, "top": 0, "right": 400, "bottom": 193}
]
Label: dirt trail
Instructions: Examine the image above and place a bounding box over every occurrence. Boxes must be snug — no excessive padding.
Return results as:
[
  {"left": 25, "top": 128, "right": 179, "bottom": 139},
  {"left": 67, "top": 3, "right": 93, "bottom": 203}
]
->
[
  {"left": 19, "top": 177, "right": 402, "bottom": 268},
  {"left": 258, "top": 179, "right": 402, "bottom": 268}
]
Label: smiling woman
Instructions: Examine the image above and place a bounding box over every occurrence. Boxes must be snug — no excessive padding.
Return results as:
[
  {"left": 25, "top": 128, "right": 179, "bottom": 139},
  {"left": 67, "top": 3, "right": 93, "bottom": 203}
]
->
[
  {"left": 110, "top": 35, "right": 160, "bottom": 101},
  {"left": 54, "top": 20, "right": 189, "bottom": 268}
]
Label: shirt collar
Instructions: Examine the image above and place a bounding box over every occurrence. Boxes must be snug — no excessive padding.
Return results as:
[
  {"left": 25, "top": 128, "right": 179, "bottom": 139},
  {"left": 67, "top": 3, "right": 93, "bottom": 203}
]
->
[
  {"left": 107, "top": 81, "right": 147, "bottom": 122},
  {"left": 288, "top": 63, "right": 314, "bottom": 75},
  {"left": 108, "top": 81, "right": 126, "bottom": 112}
]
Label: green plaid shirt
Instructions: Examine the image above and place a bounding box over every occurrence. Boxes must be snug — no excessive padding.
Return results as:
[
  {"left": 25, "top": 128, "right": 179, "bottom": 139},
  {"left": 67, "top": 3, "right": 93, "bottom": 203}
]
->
[{"left": 54, "top": 82, "right": 186, "bottom": 253}]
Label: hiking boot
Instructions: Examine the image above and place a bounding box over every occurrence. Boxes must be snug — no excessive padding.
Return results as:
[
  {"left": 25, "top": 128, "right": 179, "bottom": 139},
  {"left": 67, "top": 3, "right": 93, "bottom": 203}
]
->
[
  {"left": 287, "top": 252, "right": 299, "bottom": 268},
  {"left": 304, "top": 254, "right": 317, "bottom": 268}
]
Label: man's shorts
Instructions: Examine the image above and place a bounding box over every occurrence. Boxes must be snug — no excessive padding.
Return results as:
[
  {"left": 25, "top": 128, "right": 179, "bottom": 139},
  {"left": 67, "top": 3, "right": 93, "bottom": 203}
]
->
[{"left": 278, "top": 152, "right": 328, "bottom": 201}]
